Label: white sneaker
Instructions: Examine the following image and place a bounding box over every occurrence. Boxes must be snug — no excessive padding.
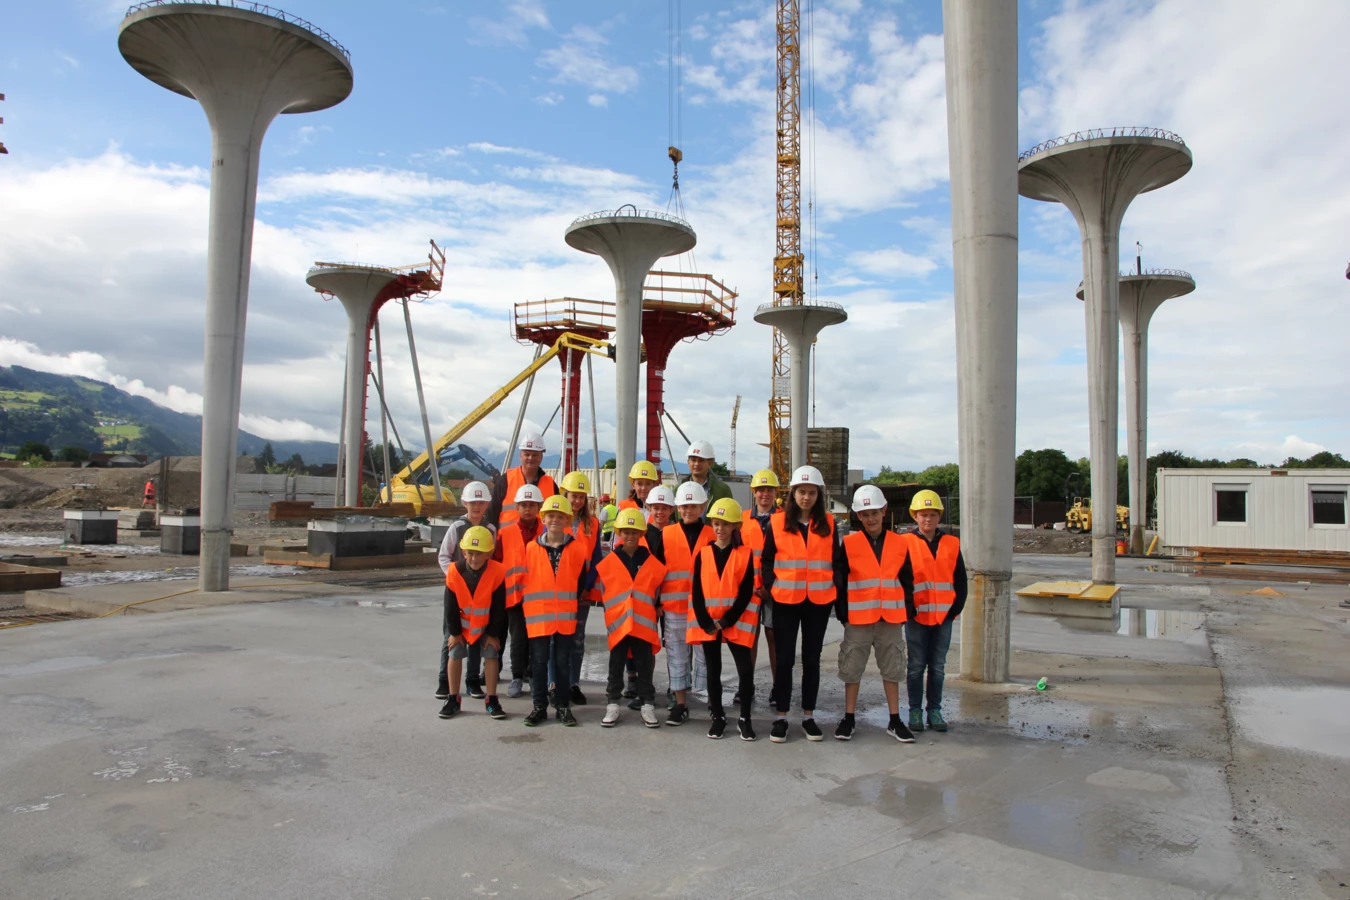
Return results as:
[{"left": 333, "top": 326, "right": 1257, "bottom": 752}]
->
[
  {"left": 506, "top": 679, "right": 524, "bottom": 698},
  {"left": 601, "top": 703, "right": 621, "bottom": 727},
  {"left": 640, "top": 703, "right": 660, "bottom": 728}
]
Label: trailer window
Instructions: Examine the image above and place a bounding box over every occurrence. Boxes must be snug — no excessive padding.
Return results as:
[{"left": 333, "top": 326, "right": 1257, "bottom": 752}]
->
[
  {"left": 1215, "top": 487, "right": 1247, "bottom": 524},
  {"left": 1312, "top": 490, "right": 1347, "bottom": 526}
]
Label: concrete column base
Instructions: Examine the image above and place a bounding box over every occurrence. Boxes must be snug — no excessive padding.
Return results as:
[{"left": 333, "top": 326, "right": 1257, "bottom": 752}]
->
[
  {"left": 960, "top": 571, "right": 1011, "bottom": 683},
  {"left": 200, "top": 530, "right": 233, "bottom": 593}
]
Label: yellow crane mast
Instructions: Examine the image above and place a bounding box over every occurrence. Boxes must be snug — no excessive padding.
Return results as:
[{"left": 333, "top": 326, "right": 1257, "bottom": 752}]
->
[{"left": 768, "top": 0, "right": 802, "bottom": 483}]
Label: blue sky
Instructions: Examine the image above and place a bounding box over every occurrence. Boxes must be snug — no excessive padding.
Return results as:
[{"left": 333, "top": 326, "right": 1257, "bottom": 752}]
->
[{"left": 2, "top": 0, "right": 1348, "bottom": 473}]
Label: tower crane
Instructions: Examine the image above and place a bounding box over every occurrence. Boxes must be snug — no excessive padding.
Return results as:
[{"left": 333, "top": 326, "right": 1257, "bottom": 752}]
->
[{"left": 729, "top": 394, "right": 741, "bottom": 476}]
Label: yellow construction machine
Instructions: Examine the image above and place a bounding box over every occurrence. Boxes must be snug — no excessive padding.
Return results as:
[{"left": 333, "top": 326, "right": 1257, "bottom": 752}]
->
[
  {"left": 387, "top": 332, "right": 612, "bottom": 513},
  {"left": 1064, "top": 497, "right": 1129, "bottom": 534}
]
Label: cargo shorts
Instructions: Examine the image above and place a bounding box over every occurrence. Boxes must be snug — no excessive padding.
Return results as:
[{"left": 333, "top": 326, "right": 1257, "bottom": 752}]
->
[
  {"left": 448, "top": 639, "right": 501, "bottom": 661},
  {"left": 837, "top": 621, "right": 906, "bottom": 684}
]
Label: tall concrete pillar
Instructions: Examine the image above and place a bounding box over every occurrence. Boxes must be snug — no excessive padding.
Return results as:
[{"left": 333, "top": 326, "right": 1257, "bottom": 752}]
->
[
  {"left": 752, "top": 303, "right": 846, "bottom": 470},
  {"left": 306, "top": 267, "right": 398, "bottom": 506},
  {"left": 1078, "top": 268, "right": 1195, "bottom": 553},
  {"left": 565, "top": 209, "right": 695, "bottom": 499},
  {"left": 1019, "top": 129, "right": 1190, "bottom": 584},
  {"left": 942, "top": 0, "right": 1018, "bottom": 683},
  {"left": 119, "top": 4, "right": 352, "bottom": 592}
]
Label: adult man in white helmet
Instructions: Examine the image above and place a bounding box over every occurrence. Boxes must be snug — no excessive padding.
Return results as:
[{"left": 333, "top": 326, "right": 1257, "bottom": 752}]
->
[
  {"left": 685, "top": 440, "right": 734, "bottom": 505},
  {"left": 435, "top": 481, "right": 498, "bottom": 702},
  {"left": 490, "top": 432, "right": 558, "bottom": 529}
]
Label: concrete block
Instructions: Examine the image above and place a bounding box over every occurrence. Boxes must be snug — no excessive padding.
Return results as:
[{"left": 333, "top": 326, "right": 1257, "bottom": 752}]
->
[
  {"left": 64, "top": 510, "right": 119, "bottom": 545},
  {"left": 161, "top": 516, "right": 202, "bottom": 556},
  {"left": 306, "top": 518, "right": 406, "bottom": 558},
  {"left": 1017, "top": 593, "right": 1118, "bottom": 619}
]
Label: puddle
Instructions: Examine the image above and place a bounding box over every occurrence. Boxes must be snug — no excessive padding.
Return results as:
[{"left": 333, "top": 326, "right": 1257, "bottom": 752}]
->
[
  {"left": 1116, "top": 608, "right": 1206, "bottom": 641},
  {"left": 0, "top": 533, "right": 63, "bottom": 547},
  {"left": 1146, "top": 563, "right": 1196, "bottom": 575},
  {"left": 60, "top": 564, "right": 303, "bottom": 587},
  {"left": 947, "top": 691, "right": 1096, "bottom": 743},
  {"left": 63, "top": 543, "right": 162, "bottom": 556},
  {"left": 1229, "top": 686, "right": 1350, "bottom": 760}
]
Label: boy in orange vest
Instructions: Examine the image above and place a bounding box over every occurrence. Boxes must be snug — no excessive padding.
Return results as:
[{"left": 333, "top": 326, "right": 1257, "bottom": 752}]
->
[
  {"left": 495, "top": 484, "right": 545, "bottom": 698},
  {"left": 833, "top": 486, "right": 915, "bottom": 742},
  {"left": 595, "top": 508, "right": 666, "bottom": 728},
  {"left": 899, "top": 490, "right": 966, "bottom": 734},
  {"left": 659, "top": 481, "right": 714, "bottom": 725},
  {"left": 690, "top": 499, "right": 759, "bottom": 740},
  {"left": 441, "top": 526, "right": 509, "bottom": 720},
  {"left": 522, "top": 496, "right": 592, "bottom": 727}
]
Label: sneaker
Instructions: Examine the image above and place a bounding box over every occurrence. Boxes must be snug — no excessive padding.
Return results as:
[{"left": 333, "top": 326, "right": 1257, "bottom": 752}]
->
[
  {"left": 927, "top": 709, "right": 948, "bottom": 732},
  {"left": 485, "top": 697, "right": 507, "bottom": 720},
  {"left": 666, "top": 704, "right": 690, "bottom": 727},
  {"left": 601, "top": 703, "right": 621, "bottom": 727},
  {"left": 802, "top": 718, "right": 824, "bottom": 742},
  {"left": 524, "top": 705, "right": 548, "bottom": 727},
  {"left": 621, "top": 676, "right": 638, "bottom": 700},
  {"left": 835, "top": 714, "right": 856, "bottom": 741},
  {"left": 708, "top": 715, "right": 727, "bottom": 739},
  {"left": 887, "top": 718, "right": 916, "bottom": 743},
  {"left": 627, "top": 697, "right": 643, "bottom": 710},
  {"left": 466, "top": 681, "right": 486, "bottom": 700},
  {"left": 435, "top": 679, "right": 450, "bottom": 701},
  {"left": 437, "top": 696, "right": 461, "bottom": 719},
  {"left": 506, "top": 679, "right": 524, "bottom": 699},
  {"left": 909, "top": 709, "right": 926, "bottom": 733},
  {"left": 557, "top": 706, "right": 577, "bottom": 727},
  {"left": 640, "top": 704, "right": 660, "bottom": 728},
  {"left": 737, "top": 717, "right": 756, "bottom": 741},
  {"left": 570, "top": 685, "right": 588, "bottom": 706},
  {"left": 770, "top": 719, "right": 789, "bottom": 743}
]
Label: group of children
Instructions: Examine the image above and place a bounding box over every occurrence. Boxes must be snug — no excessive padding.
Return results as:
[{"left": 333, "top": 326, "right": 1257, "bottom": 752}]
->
[{"left": 437, "top": 434, "right": 966, "bottom": 742}]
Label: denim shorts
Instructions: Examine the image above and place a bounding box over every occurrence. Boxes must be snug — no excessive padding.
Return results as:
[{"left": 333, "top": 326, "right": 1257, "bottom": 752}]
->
[{"left": 448, "top": 640, "right": 501, "bottom": 661}]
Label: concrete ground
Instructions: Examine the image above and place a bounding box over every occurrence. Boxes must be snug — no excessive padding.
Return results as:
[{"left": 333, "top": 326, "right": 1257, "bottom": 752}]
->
[{"left": 1, "top": 555, "right": 1347, "bottom": 900}]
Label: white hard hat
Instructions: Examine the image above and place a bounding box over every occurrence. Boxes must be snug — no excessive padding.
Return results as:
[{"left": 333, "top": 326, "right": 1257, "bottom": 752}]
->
[
  {"left": 851, "top": 484, "right": 887, "bottom": 513},
  {"left": 790, "top": 465, "right": 825, "bottom": 488},
  {"left": 646, "top": 485, "right": 676, "bottom": 507},
  {"left": 514, "top": 484, "right": 545, "bottom": 504},
  {"left": 686, "top": 440, "right": 715, "bottom": 460},
  {"left": 518, "top": 432, "right": 546, "bottom": 452},
  {"left": 674, "top": 481, "right": 708, "bottom": 506},
  {"left": 461, "top": 481, "right": 492, "bottom": 504}
]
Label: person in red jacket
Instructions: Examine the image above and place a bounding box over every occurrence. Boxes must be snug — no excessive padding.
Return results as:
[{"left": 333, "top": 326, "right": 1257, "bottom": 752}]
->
[
  {"left": 440, "top": 526, "right": 508, "bottom": 721},
  {"left": 899, "top": 490, "right": 966, "bottom": 735}
]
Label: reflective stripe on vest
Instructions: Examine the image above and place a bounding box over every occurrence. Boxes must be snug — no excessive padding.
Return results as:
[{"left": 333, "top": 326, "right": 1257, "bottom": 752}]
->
[
  {"left": 499, "top": 468, "right": 557, "bottom": 529},
  {"left": 687, "top": 544, "right": 758, "bottom": 648},
  {"left": 842, "top": 531, "right": 908, "bottom": 625},
  {"left": 521, "top": 538, "right": 587, "bottom": 637},
  {"left": 660, "top": 522, "right": 713, "bottom": 615},
  {"left": 741, "top": 510, "right": 769, "bottom": 591},
  {"left": 903, "top": 532, "right": 960, "bottom": 625},
  {"left": 571, "top": 516, "right": 602, "bottom": 603},
  {"left": 594, "top": 552, "right": 665, "bottom": 652},
  {"left": 769, "top": 512, "right": 836, "bottom": 606},
  {"left": 496, "top": 523, "right": 534, "bottom": 609},
  {"left": 446, "top": 560, "right": 506, "bottom": 644}
]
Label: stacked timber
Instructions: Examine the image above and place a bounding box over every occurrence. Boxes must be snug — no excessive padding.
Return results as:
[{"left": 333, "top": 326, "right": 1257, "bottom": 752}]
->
[{"left": 1188, "top": 547, "right": 1350, "bottom": 569}]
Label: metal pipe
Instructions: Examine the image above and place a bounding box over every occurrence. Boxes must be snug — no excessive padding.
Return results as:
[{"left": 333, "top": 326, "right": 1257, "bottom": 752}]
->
[
  {"left": 504, "top": 343, "right": 543, "bottom": 471},
  {"left": 559, "top": 346, "right": 573, "bottom": 473},
  {"left": 373, "top": 317, "right": 393, "bottom": 503},
  {"left": 403, "top": 299, "right": 443, "bottom": 502},
  {"left": 587, "top": 353, "right": 600, "bottom": 488},
  {"left": 334, "top": 375, "right": 347, "bottom": 507}
]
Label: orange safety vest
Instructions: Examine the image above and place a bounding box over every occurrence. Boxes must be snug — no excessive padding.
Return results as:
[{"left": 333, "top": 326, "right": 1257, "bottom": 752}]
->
[
  {"left": 842, "top": 531, "right": 908, "bottom": 625},
  {"left": 571, "top": 516, "right": 601, "bottom": 603},
  {"left": 143, "top": 480, "right": 156, "bottom": 500},
  {"left": 659, "top": 522, "right": 713, "bottom": 615},
  {"left": 741, "top": 510, "right": 770, "bottom": 591},
  {"left": 521, "top": 538, "right": 587, "bottom": 638},
  {"left": 594, "top": 551, "right": 665, "bottom": 652},
  {"left": 687, "top": 544, "right": 757, "bottom": 647},
  {"left": 446, "top": 560, "right": 506, "bottom": 644},
  {"left": 499, "top": 467, "right": 558, "bottom": 529},
  {"left": 903, "top": 531, "right": 960, "bottom": 626},
  {"left": 769, "top": 511, "right": 836, "bottom": 605},
  {"left": 619, "top": 498, "right": 640, "bottom": 511},
  {"left": 495, "top": 522, "right": 536, "bottom": 608}
]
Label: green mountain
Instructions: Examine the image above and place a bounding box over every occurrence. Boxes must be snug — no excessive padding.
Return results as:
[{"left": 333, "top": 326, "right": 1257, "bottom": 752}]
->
[{"left": 0, "top": 365, "right": 338, "bottom": 463}]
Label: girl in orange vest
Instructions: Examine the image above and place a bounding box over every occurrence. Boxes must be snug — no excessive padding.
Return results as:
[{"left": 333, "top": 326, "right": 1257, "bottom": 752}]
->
[
  {"left": 440, "top": 526, "right": 509, "bottom": 721},
  {"left": 761, "top": 465, "right": 845, "bottom": 743},
  {"left": 735, "top": 468, "right": 780, "bottom": 708},
  {"left": 690, "top": 498, "right": 759, "bottom": 740},
  {"left": 658, "top": 481, "right": 714, "bottom": 725},
  {"left": 595, "top": 508, "right": 666, "bottom": 728},
  {"left": 522, "top": 496, "right": 593, "bottom": 727},
  {"left": 832, "top": 486, "right": 915, "bottom": 743},
  {"left": 621, "top": 459, "right": 661, "bottom": 511},
  {"left": 559, "top": 471, "right": 604, "bottom": 707},
  {"left": 898, "top": 490, "right": 965, "bottom": 735}
]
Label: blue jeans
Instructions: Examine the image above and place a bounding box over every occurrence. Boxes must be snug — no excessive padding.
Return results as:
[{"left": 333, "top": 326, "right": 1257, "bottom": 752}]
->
[
  {"left": 531, "top": 632, "right": 574, "bottom": 709},
  {"left": 547, "top": 602, "right": 593, "bottom": 688},
  {"left": 905, "top": 619, "right": 954, "bottom": 712}
]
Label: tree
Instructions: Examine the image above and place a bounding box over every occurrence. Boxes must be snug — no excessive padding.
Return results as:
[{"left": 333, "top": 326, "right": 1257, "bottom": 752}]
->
[
  {"left": 1014, "top": 448, "right": 1078, "bottom": 502},
  {"left": 284, "top": 452, "right": 305, "bottom": 473},
  {"left": 874, "top": 465, "right": 918, "bottom": 484},
  {"left": 443, "top": 467, "right": 472, "bottom": 481},
  {"left": 711, "top": 461, "right": 730, "bottom": 477},
  {"left": 259, "top": 441, "right": 277, "bottom": 468},
  {"left": 916, "top": 463, "right": 960, "bottom": 498},
  {"left": 58, "top": 445, "right": 90, "bottom": 463},
  {"left": 1283, "top": 451, "right": 1350, "bottom": 468},
  {"left": 601, "top": 458, "right": 616, "bottom": 470},
  {"left": 18, "top": 441, "right": 51, "bottom": 461}
]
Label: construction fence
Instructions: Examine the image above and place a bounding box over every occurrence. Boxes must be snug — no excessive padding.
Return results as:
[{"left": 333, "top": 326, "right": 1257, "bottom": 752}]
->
[{"left": 235, "top": 474, "right": 337, "bottom": 511}]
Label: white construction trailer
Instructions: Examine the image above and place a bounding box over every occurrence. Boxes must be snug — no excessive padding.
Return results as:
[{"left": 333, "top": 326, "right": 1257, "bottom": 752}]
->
[{"left": 1156, "top": 467, "right": 1350, "bottom": 552}]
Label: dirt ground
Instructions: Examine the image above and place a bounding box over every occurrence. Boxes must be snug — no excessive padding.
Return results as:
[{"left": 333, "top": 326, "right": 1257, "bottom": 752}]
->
[
  {"left": 0, "top": 456, "right": 257, "bottom": 511},
  {"left": 1013, "top": 526, "right": 1093, "bottom": 554}
]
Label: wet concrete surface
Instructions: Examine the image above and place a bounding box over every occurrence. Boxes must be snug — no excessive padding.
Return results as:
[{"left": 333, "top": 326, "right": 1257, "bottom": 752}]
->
[{"left": 0, "top": 556, "right": 1344, "bottom": 898}]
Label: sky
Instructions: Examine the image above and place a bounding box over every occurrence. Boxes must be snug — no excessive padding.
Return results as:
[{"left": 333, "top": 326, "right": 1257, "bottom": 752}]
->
[{"left": 1, "top": 0, "right": 1348, "bottom": 474}]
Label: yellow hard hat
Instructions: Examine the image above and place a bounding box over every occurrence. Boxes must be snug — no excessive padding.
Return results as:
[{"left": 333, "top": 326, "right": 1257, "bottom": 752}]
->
[
  {"left": 459, "top": 525, "right": 495, "bottom": 552},
  {"left": 910, "top": 490, "right": 944, "bottom": 514},
  {"left": 628, "top": 460, "right": 660, "bottom": 482},
  {"left": 613, "top": 508, "right": 647, "bottom": 532},
  {"left": 707, "top": 498, "right": 744, "bottom": 524},
  {"left": 751, "top": 469, "right": 780, "bottom": 489},
  {"left": 560, "top": 471, "right": 591, "bottom": 494},
  {"left": 541, "top": 495, "right": 574, "bottom": 518}
]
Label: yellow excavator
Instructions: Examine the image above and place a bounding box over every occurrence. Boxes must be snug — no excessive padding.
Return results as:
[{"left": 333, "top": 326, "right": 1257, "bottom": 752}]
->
[
  {"left": 1065, "top": 497, "right": 1129, "bottom": 534},
  {"left": 387, "top": 332, "right": 612, "bottom": 513}
]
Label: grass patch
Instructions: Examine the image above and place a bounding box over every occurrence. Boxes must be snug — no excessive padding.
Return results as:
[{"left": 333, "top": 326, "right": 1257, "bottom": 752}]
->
[
  {"left": 0, "top": 389, "right": 49, "bottom": 409},
  {"left": 95, "top": 424, "right": 144, "bottom": 439}
]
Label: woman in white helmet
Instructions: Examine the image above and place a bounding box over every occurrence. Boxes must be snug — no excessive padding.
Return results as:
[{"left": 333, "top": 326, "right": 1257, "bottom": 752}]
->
[{"left": 760, "top": 465, "right": 846, "bottom": 744}]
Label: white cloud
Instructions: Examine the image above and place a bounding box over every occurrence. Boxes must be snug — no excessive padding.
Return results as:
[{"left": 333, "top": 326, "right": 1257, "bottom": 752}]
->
[
  {"left": 846, "top": 246, "right": 938, "bottom": 279},
  {"left": 587, "top": 94, "right": 608, "bottom": 108},
  {"left": 537, "top": 25, "right": 639, "bottom": 96},
  {"left": 469, "top": 1, "right": 550, "bottom": 47}
]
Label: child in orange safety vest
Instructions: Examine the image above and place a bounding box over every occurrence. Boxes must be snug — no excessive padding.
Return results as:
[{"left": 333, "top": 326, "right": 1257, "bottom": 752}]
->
[
  {"left": 690, "top": 498, "right": 759, "bottom": 741},
  {"left": 832, "top": 485, "right": 915, "bottom": 743},
  {"left": 440, "top": 526, "right": 509, "bottom": 721},
  {"left": 899, "top": 490, "right": 966, "bottom": 735},
  {"left": 659, "top": 481, "right": 714, "bottom": 726},
  {"left": 521, "top": 495, "right": 593, "bottom": 728},
  {"left": 595, "top": 508, "right": 666, "bottom": 729}
]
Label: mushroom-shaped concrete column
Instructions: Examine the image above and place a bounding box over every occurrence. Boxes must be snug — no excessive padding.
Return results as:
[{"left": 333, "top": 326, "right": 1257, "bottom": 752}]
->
[
  {"left": 1078, "top": 268, "right": 1195, "bottom": 554},
  {"left": 306, "top": 266, "right": 399, "bottom": 507},
  {"left": 565, "top": 208, "right": 696, "bottom": 499},
  {"left": 1019, "top": 129, "right": 1191, "bottom": 585},
  {"left": 753, "top": 303, "right": 847, "bottom": 471},
  {"left": 119, "top": 2, "right": 352, "bottom": 593}
]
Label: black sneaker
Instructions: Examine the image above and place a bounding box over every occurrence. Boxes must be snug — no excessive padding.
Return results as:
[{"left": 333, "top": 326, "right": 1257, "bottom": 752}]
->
[
  {"left": 557, "top": 706, "right": 577, "bottom": 727},
  {"left": 738, "top": 717, "right": 756, "bottom": 741},
  {"left": 435, "top": 679, "right": 450, "bottom": 701},
  {"left": 835, "top": 714, "right": 856, "bottom": 741},
  {"left": 437, "top": 696, "right": 461, "bottom": 719},
  {"left": 666, "top": 704, "right": 690, "bottom": 726},
  {"left": 485, "top": 696, "right": 507, "bottom": 720},
  {"left": 708, "top": 715, "right": 727, "bottom": 739},
  {"left": 802, "top": 718, "right": 824, "bottom": 742},
  {"left": 466, "top": 681, "right": 486, "bottom": 700},
  {"left": 770, "top": 719, "right": 789, "bottom": 743},
  {"left": 570, "top": 685, "right": 587, "bottom": 706},
  {"left": 887, "top": 718, "right": 916, "bottom": 743},
  {"left": 627, "top": 697, "right": 643, "bottom": 710},
  {"left": 523, "top": 705, "right": 548, "bottom": 727}
]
